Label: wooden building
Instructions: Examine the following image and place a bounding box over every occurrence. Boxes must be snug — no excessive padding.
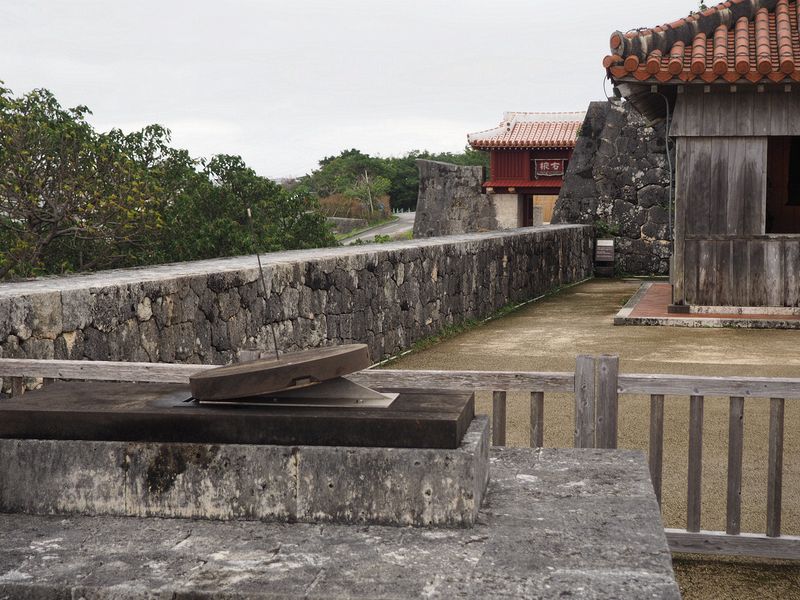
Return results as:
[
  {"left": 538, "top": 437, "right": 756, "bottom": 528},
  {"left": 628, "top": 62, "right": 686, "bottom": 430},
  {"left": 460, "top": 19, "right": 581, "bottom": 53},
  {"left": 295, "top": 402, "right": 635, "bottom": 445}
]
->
[
  {"left": 606, "top": 0, "right": 800, "bottom": 308},
  {"left": 468, "top": 112, "right": 584, "bottom": 227}
]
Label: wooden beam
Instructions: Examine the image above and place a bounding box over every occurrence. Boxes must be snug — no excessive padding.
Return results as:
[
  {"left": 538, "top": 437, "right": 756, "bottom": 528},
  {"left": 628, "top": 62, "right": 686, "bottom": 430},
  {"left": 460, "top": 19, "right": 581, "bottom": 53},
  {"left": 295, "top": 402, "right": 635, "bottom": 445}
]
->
[
  {"left": 0, "top": 358, "right": 211, "bottom": 384},
  {"left": 4, "top": 360, "right": 800, "bottom": 400},
  {"left": 349, "top": 370, "right": 575, "bottom": 393},
  {"left": 666, "top": 529, "right": 800, "bottom": 560},
  {"left": 618, "top": 373, "right": 800, "bottom": 398}
]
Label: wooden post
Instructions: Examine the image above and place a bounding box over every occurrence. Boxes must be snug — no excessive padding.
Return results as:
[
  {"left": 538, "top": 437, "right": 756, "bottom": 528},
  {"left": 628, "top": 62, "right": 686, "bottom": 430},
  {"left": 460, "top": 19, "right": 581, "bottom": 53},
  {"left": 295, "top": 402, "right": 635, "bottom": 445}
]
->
[
  {"left": 596, "top": 355, "right": 619, "bottom": 449},
  {"left": 530, "top": 391, "right": 544, "bottom": 448},
  {"left": 574, "top": 355, "right": 596, "bottom": 448},
  {"left": 649, "top": 394, "right": 665, "bottom": 506},
  {"left": 492, "top": 391, "right": 507, "bottom": 447},
  {"left": 726, "top": 396, "right": 745, "bottom": 535},
  {"left": 10, "top": 377, "right": 24, "bottom": 397},
  {"left": 687, "top": 395, "right": 704, "bottom": 533},
  {"left": 767, "top": 397, "right": 785, "bottom": 538}
]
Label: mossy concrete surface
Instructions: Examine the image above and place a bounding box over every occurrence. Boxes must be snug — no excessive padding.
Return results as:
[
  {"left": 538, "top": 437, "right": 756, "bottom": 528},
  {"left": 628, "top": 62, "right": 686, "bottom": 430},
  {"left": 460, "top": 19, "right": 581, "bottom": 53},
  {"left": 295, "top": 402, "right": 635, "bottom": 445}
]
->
[{"left": 386, "top": 278, "right": 800, "bottom": 600}]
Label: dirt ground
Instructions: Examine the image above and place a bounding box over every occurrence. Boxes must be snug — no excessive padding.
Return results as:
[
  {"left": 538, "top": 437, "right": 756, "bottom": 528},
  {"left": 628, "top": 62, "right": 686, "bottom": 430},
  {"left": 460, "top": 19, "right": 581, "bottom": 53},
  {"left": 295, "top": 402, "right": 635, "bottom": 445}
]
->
[{"left": 385, "top": 279, "right": 799, "bottom": 599}]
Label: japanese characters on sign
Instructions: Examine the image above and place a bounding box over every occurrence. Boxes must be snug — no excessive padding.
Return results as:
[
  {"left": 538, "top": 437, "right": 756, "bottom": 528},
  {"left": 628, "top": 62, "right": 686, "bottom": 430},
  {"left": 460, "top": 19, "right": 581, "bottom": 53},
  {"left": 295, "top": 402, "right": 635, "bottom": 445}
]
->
[{"left": 534, "top": 159, "right": 565, "bottom": 177}]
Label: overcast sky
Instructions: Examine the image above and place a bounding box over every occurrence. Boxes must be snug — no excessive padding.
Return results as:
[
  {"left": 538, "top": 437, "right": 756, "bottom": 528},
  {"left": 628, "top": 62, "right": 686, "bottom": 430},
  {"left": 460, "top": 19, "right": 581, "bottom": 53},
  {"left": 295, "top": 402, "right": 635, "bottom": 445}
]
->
[{"left": 2, "top": 0, "right": 688, "bottom": 178}]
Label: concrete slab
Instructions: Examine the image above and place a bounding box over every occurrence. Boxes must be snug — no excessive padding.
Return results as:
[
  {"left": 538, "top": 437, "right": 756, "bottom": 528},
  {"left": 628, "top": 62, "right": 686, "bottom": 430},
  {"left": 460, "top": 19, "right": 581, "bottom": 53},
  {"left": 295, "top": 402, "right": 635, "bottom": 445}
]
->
[
  {"left": 0, "top": 448, "right": 680, "bottom": 599},
  {"left": 0, "top": 418, "right": 489, "bottom": 528},
  {"left": 615, "top": 282, "right": 800, "bottom": 329}
]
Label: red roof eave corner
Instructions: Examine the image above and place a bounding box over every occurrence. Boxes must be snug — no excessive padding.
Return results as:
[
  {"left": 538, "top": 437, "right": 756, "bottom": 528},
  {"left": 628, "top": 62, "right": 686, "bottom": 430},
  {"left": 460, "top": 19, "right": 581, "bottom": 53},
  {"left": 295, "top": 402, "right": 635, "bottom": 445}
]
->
[{"left": 603, "top": 0, "right": 800, "bottom": 85}]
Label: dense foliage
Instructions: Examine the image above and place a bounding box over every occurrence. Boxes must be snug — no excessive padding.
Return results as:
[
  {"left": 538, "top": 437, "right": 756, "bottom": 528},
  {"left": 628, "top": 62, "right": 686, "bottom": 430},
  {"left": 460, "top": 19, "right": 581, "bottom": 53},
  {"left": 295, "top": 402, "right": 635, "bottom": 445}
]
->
[
  {"left": 0, "top": 86, "right": 337, "bottom": 280},
  {"left": 0, "top": 84, "right": 489, "bottom": 279},
  {"left": 300, "top": 147, "right": 489, "bottom": 213}
]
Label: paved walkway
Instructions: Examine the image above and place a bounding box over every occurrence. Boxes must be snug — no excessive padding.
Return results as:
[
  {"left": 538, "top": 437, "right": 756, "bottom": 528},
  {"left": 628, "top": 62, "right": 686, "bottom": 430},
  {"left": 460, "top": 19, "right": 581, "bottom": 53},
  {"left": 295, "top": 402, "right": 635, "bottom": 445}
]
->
[{"left": 616, "top": 282, "right": 800, "bottom": 328}]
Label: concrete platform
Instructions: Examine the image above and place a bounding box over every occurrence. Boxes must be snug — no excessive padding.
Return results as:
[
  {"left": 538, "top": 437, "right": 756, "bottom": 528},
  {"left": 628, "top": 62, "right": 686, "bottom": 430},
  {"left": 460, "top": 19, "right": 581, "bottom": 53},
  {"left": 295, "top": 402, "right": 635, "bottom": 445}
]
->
[
  {"left": 615, "top": 282, "right": 800, "bottom": 329},
  {"left": 0, "top": 417, "right": 489, "bottom": 529},
  {"left": 0, "top": 448, "right": 679, "bottom": 599}
]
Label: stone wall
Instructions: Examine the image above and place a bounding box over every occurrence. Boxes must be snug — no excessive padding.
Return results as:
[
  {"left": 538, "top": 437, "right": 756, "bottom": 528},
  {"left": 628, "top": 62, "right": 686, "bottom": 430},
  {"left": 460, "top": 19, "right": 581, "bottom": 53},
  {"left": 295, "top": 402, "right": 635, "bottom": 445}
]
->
[
  {"left": 0, "top": 226, "right": 592, "bottom": 377},
  {"left": 552, "top": 101, "right": 672, "bottom": 275},
  {"left": 413, "top": 160, "right": 497, "bottom": 238}
]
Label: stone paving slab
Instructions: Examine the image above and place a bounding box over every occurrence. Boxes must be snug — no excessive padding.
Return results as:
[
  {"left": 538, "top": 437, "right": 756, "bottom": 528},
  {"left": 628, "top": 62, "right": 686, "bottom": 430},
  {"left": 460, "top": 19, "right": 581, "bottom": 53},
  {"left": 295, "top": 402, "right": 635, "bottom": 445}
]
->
[
  {"left": 615, "top": 282, "right": 800, "bottom": 329},
  {"left": 0, "top": 448, "right": 680, "bottom": 599}
]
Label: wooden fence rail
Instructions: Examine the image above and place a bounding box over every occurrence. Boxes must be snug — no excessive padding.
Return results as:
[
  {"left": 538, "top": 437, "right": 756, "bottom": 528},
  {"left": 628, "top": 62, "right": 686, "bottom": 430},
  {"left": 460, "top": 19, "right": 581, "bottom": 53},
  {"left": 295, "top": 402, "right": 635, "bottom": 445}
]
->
[{"left": 0, "top": 356, "right": 797, "bottom": 560}]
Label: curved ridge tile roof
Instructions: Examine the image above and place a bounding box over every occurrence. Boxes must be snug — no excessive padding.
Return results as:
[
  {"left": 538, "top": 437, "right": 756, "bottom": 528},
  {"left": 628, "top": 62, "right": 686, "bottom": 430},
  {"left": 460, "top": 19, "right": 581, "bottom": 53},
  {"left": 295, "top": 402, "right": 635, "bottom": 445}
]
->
[
  {"left": 468, "top": 112, "right": 585, "bottom": 150},
  {"left": 604, "top": 0, "right": 800, "bottom": 84}
]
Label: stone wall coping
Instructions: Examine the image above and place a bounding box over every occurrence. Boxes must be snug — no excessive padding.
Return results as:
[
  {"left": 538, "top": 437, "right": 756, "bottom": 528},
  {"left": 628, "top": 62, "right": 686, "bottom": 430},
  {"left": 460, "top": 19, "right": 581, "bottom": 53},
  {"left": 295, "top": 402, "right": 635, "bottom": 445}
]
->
[{"left": 0, "top": 225, "right": 586, "bottom": 299}]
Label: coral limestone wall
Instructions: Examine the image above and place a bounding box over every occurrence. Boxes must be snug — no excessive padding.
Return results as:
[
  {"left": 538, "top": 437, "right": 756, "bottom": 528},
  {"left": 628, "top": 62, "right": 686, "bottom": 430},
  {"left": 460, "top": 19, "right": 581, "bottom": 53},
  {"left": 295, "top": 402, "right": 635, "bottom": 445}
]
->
[
  {"left": 0, "top": 226, "right": 592, "bottom": 378},
  {"left": 553, "top": 101, "right": 672, "bottom": 275}
]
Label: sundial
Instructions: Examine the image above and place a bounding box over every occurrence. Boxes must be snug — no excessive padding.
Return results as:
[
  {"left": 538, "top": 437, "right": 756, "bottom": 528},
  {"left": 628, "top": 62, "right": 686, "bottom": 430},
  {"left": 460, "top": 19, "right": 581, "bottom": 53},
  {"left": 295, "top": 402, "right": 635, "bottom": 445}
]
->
[
  {"left": 0, "top": 342, "right": 474, "bottom": 449},
  {"left": 189, "top": 343, "right": 398, "bottom": 408}
]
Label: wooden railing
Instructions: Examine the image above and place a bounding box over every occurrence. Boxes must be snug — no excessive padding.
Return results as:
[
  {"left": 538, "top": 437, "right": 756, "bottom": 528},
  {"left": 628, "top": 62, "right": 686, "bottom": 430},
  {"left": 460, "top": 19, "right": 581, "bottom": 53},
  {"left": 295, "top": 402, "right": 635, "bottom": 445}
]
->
[{"left": 0, "top": 356, "right": 797, "bottom": 560}]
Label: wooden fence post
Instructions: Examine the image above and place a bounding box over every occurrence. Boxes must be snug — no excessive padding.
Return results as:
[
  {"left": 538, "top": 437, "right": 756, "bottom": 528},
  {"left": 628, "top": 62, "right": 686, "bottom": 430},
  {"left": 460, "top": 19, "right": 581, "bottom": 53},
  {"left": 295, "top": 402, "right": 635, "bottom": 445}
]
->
[
  {"left": 596, "top": 355, "right": 619, "bottom": 449},
  {"left": 687, "top": 395, "right": 704, "bottom": 532},
  {"left": 530, "top": 391, "right": 544, "bottom": 448},
  {"left": 492, "top": 391, "right": 507, "bottom": 446},
  {"left": 649, "top": 394, "right": 665, "bottom": 506},
  {"left": 574, "top": 355, "right": 596, "bottom": 448},
  {"left": 767, "top": 397, "right": 785, "bottom": 538},
  {"left": 726, "top": 396, "right": 745, "bottom": 535}
]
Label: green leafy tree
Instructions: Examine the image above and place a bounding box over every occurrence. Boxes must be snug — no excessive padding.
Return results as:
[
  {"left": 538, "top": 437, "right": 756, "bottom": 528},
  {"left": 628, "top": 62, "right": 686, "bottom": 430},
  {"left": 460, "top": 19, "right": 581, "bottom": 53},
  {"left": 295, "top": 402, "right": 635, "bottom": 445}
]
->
[
  {"left": 161, "top": 154, "right": 336, "bottom": 260},
  {"left": 0, "top": 85, "right": 338, "bottom": 280},
  {"left": 301, "top": 146, "right": 488, "bottom": 213},
  {"left": 0, "top": 86, "right": 164, "bottom": 278}
]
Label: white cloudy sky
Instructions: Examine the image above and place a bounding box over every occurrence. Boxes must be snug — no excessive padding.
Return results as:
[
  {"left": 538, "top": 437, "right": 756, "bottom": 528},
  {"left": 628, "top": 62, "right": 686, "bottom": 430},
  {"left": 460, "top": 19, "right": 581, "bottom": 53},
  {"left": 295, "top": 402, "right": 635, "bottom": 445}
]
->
[{"left": 2, "top": 0, "right": 689, "bottom": 178}]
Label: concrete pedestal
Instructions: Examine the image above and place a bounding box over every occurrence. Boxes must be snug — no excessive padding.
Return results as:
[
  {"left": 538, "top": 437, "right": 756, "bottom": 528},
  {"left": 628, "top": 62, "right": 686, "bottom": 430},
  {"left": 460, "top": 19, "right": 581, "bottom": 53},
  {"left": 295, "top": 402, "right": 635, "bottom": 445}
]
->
[
  {"left": 0, "top": 417, "right": 489, "bottom": 528},
  {"left": 0, "top": 448, "right": 680, "bottom": 599}
]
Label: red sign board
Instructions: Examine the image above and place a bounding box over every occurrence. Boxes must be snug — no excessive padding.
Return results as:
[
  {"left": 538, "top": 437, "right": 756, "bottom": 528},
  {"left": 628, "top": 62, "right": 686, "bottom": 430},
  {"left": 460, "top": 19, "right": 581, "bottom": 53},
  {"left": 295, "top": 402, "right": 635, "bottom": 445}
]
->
[{"left": 534, "top": 159, "right": 565, "bottom": 177}]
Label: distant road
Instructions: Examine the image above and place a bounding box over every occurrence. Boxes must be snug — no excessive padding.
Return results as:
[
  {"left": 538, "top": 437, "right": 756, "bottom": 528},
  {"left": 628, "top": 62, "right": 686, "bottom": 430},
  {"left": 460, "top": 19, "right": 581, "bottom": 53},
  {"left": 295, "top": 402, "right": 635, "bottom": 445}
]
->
[{"left": 342, "top": 212, "right": 416, "bottom": 245}]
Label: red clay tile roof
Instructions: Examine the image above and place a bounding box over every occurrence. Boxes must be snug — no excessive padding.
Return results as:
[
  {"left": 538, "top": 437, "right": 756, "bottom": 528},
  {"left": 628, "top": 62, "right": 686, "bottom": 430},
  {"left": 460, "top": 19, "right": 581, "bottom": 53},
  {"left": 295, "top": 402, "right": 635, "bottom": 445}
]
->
[
  {"left": 604, "top": 0, "right": 800, "bottom": 84},
  {"left": 467, "top": 112, "right": 585, "bottom": 150}
]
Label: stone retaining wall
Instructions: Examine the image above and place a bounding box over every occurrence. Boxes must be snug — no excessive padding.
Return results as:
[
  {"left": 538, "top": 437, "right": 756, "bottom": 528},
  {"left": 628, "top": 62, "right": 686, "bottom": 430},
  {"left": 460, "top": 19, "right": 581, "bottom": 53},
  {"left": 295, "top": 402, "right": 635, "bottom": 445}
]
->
[
  {"left": 0, "top": 226, "right": 592, "bottom": 378},
  {"left": 553, "top": 101, "right": 672, "bottom": 275},
  {"left": 413, "top": 160, "right": 497, "bottom": 238}
]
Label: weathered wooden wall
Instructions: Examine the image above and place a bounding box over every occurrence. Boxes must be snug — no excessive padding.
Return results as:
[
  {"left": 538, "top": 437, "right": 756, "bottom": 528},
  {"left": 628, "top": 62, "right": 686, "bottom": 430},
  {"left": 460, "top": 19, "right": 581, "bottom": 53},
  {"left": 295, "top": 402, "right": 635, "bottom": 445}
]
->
[
  {"left": 672, "top": 87, "right": 800, "bottom": 307},
  {"left": 671, "top": 87, "right": 800, "bottom": 137}
]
